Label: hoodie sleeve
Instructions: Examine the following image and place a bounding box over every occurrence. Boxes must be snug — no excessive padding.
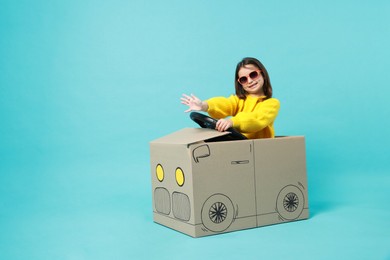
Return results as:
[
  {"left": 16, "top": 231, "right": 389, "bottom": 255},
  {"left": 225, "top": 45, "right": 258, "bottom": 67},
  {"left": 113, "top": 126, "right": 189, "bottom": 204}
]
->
[{"left": 206, "top": 95, "right": 239, "bottom": 119}]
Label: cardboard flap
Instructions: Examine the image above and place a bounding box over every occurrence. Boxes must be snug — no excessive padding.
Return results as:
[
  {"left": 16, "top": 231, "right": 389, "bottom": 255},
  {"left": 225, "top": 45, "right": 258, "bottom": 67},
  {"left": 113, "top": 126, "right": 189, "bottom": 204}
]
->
[{"left": 150, "top": 128, "right": 229, "bottom": 145}]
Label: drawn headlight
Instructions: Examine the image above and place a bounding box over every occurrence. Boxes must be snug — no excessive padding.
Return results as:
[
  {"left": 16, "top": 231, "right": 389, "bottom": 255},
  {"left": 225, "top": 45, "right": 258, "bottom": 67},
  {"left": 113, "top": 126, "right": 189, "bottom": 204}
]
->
[
  {"left": 175, "top": 167, "right": 185, "bottom": 187},
  {"left": 156, "top": 164, "right": 164, "bottom": 182}
]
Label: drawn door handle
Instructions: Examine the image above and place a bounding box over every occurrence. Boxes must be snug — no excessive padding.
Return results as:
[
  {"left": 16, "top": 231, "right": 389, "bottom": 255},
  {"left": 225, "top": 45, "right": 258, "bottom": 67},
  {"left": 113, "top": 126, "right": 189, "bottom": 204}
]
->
[{"left": 231, "top": 160, "right": 249, "bottom": 165}]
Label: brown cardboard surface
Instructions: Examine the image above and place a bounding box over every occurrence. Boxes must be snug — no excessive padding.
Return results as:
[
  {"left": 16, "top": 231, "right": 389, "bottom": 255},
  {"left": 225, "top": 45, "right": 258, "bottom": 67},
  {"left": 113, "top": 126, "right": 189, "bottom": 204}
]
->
[
  {"left": 151, "top": 128, "right": 229, "bottom": 145},
  {"left": 150, "top": 128, "right": 309, "bottom": 237}
]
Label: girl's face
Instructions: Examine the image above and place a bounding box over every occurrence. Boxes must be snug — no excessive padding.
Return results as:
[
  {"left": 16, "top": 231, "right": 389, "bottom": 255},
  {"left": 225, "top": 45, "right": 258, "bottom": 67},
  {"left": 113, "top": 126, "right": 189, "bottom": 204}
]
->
[{"left": 237, "top": 64, "right": 264, "bottom": 97}]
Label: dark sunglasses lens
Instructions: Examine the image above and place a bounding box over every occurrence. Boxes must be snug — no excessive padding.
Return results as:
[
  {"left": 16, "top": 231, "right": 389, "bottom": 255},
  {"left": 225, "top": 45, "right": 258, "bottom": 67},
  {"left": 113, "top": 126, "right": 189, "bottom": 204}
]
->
[
  {"left": 238, "top": 77, "right": 247, "bottom": 84},
  {"left": 249, "top": 71, "right": 259, "bottom": 79}
]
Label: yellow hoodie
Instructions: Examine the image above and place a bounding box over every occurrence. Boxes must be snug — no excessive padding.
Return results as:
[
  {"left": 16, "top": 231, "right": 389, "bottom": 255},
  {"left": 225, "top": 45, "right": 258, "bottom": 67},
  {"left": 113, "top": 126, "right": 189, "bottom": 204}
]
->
[{"left": 206, "top": 95, "right": 280, "bottom": 139}]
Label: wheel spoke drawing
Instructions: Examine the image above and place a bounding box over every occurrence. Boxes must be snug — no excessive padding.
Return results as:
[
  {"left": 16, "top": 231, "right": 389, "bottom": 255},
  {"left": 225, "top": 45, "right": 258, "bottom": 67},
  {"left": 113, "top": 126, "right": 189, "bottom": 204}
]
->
[
  {"left": 283, "top": 192, "right": 299, "bottom": 212},
  {"left": 209, "top": 202, "right": 228, "bottom": 223},
  {"left": 202, "top": 194, "right": 234, "bottom": 232}
]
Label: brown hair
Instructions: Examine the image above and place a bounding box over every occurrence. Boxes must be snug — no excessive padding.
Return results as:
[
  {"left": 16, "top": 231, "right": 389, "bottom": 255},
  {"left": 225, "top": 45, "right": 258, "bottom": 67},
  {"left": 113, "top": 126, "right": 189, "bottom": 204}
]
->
[{"left": 235, "top": 57, "right": 273, "bottom": 100}]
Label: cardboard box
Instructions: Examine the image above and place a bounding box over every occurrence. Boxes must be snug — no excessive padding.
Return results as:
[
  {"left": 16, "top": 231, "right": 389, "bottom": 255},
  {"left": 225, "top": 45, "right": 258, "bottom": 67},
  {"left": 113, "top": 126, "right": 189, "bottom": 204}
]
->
[{"left": 150, "top": 128, "right": 309, "bottom": 237}]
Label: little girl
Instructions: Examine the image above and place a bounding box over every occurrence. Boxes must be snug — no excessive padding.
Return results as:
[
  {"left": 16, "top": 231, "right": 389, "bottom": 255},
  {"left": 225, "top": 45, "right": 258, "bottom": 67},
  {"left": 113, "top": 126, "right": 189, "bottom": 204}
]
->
[{"left": 181, "top": 57, "right": 280, "bottom": 139}]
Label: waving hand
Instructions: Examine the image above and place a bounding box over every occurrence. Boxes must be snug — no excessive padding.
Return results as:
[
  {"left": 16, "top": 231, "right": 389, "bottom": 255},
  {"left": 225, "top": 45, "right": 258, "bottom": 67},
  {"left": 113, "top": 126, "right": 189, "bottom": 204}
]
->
[{"left": 180, "top": 94, "right": 208, "bottom": 113}]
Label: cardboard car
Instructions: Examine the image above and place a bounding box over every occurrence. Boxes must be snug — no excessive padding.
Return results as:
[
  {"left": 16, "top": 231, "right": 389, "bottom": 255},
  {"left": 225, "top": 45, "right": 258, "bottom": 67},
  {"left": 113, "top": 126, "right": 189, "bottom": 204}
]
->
[{"left": 150, "top": 114, "right": 309, "bottom": 237}]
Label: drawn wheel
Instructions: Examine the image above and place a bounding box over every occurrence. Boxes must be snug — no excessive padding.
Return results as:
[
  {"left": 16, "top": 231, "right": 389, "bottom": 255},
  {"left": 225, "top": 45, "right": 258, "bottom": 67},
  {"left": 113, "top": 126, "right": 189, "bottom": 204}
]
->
[
  {"left": 276, "top": 185, "right": 305, "bottom": 220},
  {"left": 209, "top": 202, "right": 228, "bottom": 224},
  {"left": 201, "top": 194, "right": 234, "bottom": 232},
  {"left": 284, "top": 192, "right": 300, "bottom": 212}
]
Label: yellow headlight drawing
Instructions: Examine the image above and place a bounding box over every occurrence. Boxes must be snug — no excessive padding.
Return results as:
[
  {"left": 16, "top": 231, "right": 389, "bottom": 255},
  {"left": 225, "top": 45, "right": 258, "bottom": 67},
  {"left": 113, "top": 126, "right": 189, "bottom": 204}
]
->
[
  {"left": 156, "top": 164, "right": 164, "bottom": 182},
  {"left": 175, "top": 167, "right": 185, "bottom": 186}
]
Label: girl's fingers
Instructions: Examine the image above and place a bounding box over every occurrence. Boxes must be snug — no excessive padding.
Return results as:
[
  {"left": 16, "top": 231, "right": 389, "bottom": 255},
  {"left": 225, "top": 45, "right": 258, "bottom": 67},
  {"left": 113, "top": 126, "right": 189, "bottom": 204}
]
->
[
  {"left": 216, "top": 120, "right": 225, "bottom": 132},
  {"left": 222, "top": 123, "right": 228, "bottom": 131},
  {"left": 180, "top": 98, "right": 189, "bottom": 104},
  {"left": 191, "top": 94, "right": 198, "bottom": 101},
  {"left": 216, "top": 119, "right": 232, "bottom": 131}
]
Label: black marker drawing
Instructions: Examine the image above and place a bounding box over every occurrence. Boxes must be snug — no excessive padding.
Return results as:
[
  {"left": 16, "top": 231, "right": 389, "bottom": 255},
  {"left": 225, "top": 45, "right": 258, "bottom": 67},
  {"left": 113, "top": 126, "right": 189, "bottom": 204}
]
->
[{"left": 192, "top": 144, "right": 210, "bottom": 163}]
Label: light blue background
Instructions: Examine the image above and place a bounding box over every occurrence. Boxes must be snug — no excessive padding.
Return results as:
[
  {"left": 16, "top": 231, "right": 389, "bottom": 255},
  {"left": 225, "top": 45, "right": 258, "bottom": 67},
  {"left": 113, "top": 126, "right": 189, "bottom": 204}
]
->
[{"left": 1, "top": 0, "right": 390, "bottom": 259}]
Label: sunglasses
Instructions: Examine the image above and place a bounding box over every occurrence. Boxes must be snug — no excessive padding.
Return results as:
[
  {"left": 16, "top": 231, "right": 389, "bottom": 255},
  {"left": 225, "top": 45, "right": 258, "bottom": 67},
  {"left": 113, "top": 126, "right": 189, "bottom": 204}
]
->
[{"left": 237, "top": 70, "right": 261, "bottom": 85}]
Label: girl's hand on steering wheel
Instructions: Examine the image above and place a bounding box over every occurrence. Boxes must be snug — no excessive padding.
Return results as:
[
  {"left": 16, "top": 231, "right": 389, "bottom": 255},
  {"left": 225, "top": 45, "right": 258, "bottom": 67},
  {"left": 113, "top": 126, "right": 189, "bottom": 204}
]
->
[{"left": 216, "top": 118, "right": 233, "bottom": 132}]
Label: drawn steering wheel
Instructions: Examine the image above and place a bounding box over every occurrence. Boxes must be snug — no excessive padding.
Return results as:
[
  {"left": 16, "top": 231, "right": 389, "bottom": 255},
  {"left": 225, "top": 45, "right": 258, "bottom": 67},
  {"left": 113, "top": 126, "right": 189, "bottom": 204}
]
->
[{"left": 190, "top": 112, "right": 247, "bottom": 141}]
